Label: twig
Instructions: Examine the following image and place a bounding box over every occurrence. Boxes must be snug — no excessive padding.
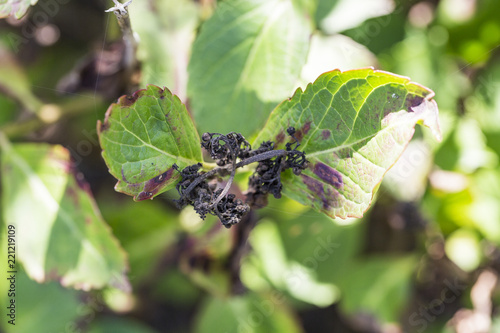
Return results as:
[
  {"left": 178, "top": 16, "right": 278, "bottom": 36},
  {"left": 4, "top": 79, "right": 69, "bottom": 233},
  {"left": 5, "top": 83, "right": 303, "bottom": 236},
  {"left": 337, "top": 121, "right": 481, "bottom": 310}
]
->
[{"left": 105, "top": 0, "right": 138, "bottom": 89}]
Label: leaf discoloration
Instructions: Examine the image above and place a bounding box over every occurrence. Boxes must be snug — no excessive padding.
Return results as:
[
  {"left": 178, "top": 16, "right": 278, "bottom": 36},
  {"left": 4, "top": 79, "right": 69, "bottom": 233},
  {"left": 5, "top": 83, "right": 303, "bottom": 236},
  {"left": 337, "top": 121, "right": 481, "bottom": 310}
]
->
[
  {"left": 301, "top": 174, "right": 340, "bottom": 210},
  {"left": 136, "top": 167, "right": 175, "bottom": 201},
  {"left": 254, "top": 68, "right": 441, "bottom": 219},
  {"left": 313, "top": 163, "right": 343, "bottom": 189}
]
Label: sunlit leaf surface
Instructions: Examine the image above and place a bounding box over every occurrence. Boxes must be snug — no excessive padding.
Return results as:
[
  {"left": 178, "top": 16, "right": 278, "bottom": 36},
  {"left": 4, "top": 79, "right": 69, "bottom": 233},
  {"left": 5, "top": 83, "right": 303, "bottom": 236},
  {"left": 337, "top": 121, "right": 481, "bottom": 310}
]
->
[
  {"left": 188, "top": 0, "right": 311, "bottom": 136},
  {"left": 0, "top": 140, "right": 129, "bottom": 290}
]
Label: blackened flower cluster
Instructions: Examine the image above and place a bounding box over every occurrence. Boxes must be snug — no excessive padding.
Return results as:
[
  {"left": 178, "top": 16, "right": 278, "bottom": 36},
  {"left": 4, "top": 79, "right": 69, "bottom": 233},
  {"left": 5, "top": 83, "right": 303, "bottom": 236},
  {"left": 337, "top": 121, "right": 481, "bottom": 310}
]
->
[{"left": 173, "top": 127, "right": 308, "bottom": 228}]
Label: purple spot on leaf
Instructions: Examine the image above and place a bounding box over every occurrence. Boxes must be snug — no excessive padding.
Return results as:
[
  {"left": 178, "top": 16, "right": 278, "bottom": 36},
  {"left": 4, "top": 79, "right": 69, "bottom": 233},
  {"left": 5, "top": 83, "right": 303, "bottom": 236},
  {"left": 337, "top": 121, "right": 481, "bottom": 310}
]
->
[
  {"left": 136, "top": 167, "right": 175, "bottom": 201},
  {"left": 406, "top": 96, "right": 424, "bottom": 112},
  {"left": 276, "top": 132, "right": 285, "bottom": 144},
  {"left": 301, "top": 174, "right": 340, "bottom": 210},
  {"left": 313, "top": 163, "right": 343, "bottom": 189},
  {"left": 322, "top": 130, "right": 331, "bottom": 140}
]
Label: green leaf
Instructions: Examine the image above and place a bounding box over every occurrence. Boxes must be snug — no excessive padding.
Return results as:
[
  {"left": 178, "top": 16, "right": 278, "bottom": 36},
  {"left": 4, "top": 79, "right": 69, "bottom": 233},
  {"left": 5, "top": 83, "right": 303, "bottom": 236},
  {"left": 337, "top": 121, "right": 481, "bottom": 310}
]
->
[
  {"left": 0, "top": 270, "right": 82, "bottom": 333},
  {"left": 194, "top": 293, "right": 303, "bottom": 333},
  {"left": 0, "top": 0, "right": 38, "bottom": 19},
  {"left": 0, "top": 138, "right": 129, "bottom": 291},
  {"left": 254, "top": 68, "right": 441, "bottom": 219},
  {"left": 98, "top": 192, "right": 181, "bottom": 286},
  {"left": 129, "top": 0, "right": 198, "bottom": 99},
  {"left": 98, "top": 85, "right": 203, "bottom": 201},
  {"left": 336, "top": 255, "right": 416, "bottom": 323},
  {"left": 87, "top": 317, "right": 159, "bottom": 333},
  {"left": 188, "top": 0, "right": 311, "bottom": 136}
]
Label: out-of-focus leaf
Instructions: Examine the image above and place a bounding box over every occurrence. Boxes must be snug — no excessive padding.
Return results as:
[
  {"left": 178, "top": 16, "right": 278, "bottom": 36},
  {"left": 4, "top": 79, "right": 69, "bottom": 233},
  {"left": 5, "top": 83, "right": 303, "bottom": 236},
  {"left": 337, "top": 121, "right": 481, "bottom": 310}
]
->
[
  {"left": 274, "top": 208, "right": 362, "bottom": 283},
  {"left": 0, "top": 96, "right": 17, "bottom": 126},
  {"left": 87, "top": 317, "right": 158, "bottom": 333},
  {"left": 341, "top": 4, "right": 407, "bottom": 55},
  {"left": 383, "top": 140, "right": 433, "bottom": 201},
  {"left": 319, "top": 0, "right": 395, "bottom": 34},
  {"left": 445, "top": 228, "right": 482, "bottom": 272},
  {"left": 254, "top": 68, "right": 441, "bottom": 219},
  {"left": 438, "top": 0, "right": 500, "bottom": 64},
  {"left": 428, "top": 169, "right": 500, "bottom": 244},
  {"left": 242, "top": 207, "right": 363, "bottom": 306},
  {"left": 454, "top": 118, "right": 497, "bottom": 172},
  {"left": 0, "top": 0, "right": 38, "bottom": 19},
  {"left": 0, "top": 47, "right": 43, "bottom": 113},
  {"left": 155, "top": 269, "right": 201, "bottom": 306},
  {"left": 0, "top": 269, "right": 82, "bottom": 333},
  {"left": 98, "top": 193, "right": 181, "bottom": 285},
  {"left": 0, "top": 138, "right": 129, "bottom": 291},
  {"left": 313, "top": 0, "right": 339, "bottom": 27},
  {"left": 337, "top": 255, "right": 416, "bottom": 323},
  {"left": 194, "top": 293, "right": 303, "bottom": 333},
  {"left": 242, "top": 218, "right": 346, "bottom": 307},
  {"left": 300, "top": 33, "right": 377, "bottom": 86},
  {"left": 98, "top": 85, "right": 202, "bottom": 201},
  {"left": 129, "top": 0, "right": 198, "bottom": 101},
  {"left": 188, "top": 0, "right": 311, "bottom": 136}
]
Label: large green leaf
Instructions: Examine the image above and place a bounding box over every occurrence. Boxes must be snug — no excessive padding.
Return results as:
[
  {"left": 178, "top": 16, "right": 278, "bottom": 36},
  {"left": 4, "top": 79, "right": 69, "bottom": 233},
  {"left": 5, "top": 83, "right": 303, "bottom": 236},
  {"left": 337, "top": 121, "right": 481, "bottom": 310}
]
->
[
  {"left": 129, "top": 0, "right": 198, "bottom": 100},
  {"left": 98, "top": 85, "right": 202, "bottom": 201},
  {"left": 187, "top": 0, "right": 311, "bottom": 136},
  {"left": 0, "top": 270, "right": 82, "bottom": 333},
  {"left": 337, "top": 255, "right": 417, "bottom": 323},
  {"left": 253, "top": 68, "right": 441, "bottom": 219},
  {"left": 0, "top": 139, "right": 129, "bottom": 291},
  {"left": 0, "top": 0, "right": 38, "bottom": 19}
]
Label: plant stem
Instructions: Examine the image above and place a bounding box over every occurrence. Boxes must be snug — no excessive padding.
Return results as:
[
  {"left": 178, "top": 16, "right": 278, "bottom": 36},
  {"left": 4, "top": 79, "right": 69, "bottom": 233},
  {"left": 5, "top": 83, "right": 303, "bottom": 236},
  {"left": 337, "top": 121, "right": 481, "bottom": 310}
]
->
[
  {"left": 182, "top": 149, "right": 288, "bottom": 198},
  {"left": 105, "top": 0, "right": 138, "bottom": 91}
]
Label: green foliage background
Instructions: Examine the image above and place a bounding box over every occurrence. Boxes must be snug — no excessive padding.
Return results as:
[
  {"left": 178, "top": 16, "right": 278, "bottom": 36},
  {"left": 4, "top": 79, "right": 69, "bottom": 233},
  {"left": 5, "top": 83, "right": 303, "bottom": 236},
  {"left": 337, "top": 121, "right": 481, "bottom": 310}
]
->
[{"left": 1, "top": 0, "right": 500, "bottom": 332}]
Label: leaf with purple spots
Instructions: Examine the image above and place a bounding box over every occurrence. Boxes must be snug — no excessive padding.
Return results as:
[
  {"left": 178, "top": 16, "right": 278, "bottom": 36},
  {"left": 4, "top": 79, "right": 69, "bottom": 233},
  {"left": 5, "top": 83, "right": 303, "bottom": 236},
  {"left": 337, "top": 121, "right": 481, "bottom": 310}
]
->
[
  {"left": 98, "top": 85, "right": 203, "bottom": 201},
  {"left": 254, "top": 68, "right": 441, "bottom": 219},
  {"left": 0, "top": 139, "right": 129, "bottom": 291}
]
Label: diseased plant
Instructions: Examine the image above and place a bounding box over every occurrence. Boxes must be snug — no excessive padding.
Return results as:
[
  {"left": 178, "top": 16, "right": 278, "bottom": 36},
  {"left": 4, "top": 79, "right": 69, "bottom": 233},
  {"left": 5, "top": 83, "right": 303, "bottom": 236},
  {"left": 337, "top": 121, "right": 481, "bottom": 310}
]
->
[
  {"left": 92, "top": 0, "right": 443, "bottom": 228},
  {"left": 98, "top": 69, "right": 442, "bottom": 226},
  {"left": 172, "top": 127, "right": 308, "bottom": 228}
]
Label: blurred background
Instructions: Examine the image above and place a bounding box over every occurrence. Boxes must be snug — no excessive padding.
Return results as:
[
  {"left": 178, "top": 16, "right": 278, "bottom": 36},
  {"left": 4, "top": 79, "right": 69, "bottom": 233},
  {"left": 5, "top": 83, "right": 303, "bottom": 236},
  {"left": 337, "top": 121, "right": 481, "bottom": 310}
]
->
[{"left": 1, "top": 0, "right": 500, "bottom": 332}]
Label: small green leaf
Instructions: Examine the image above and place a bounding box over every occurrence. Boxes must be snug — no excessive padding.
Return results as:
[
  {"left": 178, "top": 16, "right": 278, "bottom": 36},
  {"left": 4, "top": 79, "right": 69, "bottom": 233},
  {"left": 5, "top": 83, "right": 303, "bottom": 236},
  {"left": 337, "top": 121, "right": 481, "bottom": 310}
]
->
[
  {"left": 254, "top": 68, "right": 441, "bottom": 219},
  {"left": 0, "top": 138, "right": 129, "bottom": 291},
  {"left": 0, "top": 0, "right": 38, "bottom": 19},
  {"left": 188, "top": 0, "right": 311, "bottom": 136},
  {"left": 129, "top": 0, "right": 198, "bottom": 98},
  {"left": 98, "top": 85, "right": 203, "bottom": 201}
]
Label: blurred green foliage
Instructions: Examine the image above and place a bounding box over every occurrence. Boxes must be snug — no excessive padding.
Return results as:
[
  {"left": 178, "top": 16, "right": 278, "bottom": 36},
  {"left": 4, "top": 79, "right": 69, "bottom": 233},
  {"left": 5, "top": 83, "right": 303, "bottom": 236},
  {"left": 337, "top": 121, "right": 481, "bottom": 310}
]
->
[{"left": 1, "top": 0, "right": 500, "bottom": 332}]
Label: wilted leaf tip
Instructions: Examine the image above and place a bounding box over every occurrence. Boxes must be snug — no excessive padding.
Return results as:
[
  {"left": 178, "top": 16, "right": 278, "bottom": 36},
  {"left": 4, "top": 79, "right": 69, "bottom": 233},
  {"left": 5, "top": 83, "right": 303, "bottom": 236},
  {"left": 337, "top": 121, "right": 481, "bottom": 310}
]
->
[{"left": 135, "top": 167, "right": 176, "bottom": 201}]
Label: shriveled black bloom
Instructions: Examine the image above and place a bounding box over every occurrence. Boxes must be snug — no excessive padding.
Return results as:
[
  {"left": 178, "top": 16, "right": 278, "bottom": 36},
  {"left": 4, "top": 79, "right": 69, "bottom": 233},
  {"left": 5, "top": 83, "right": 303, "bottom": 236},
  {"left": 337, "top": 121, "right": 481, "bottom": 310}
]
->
[
  {"left": 246, "top": 128, "right": 308, "bottom": 207},
  {"left": 174, "top": 127, "right": 308, "bottom": 228}
]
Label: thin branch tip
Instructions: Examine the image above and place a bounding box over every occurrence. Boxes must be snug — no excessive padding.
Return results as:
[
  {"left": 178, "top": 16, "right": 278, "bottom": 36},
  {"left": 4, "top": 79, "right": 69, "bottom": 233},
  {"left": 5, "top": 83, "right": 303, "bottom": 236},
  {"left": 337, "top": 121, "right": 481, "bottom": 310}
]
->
[{"left": 105, "top": 0, "right": 133, "bottom": 16}]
